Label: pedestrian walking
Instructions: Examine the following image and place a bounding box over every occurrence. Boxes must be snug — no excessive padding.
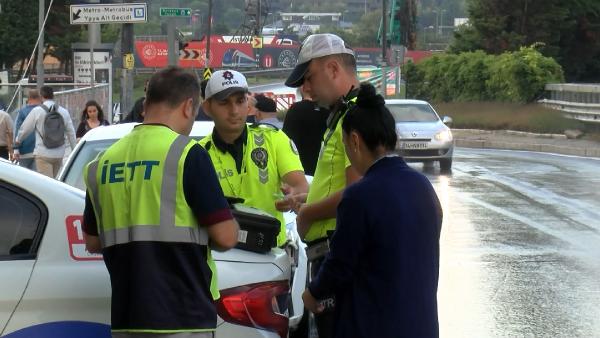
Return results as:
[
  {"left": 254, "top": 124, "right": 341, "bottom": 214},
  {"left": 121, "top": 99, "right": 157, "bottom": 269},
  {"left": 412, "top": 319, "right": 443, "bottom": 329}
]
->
[
  {"left": 83, "top": 66, "right": 239, "bottom": 338},
  {"left": 200, "top": 69, "right": 309, "bottom": 247},
  {"left": 0, "top": 109, "right": 13, "bottom": 160},
  {"left": 76, "top": 100, "right": 109, "bottom": 139},
  {"left": 302, "top": 83, "right": 443, "bottom": 338},
  {"left": 282, "top": 85, "right": 329, "bottom": 176},
  {"left": 285, "top": 33, "right": 361, "bottom": 337},
  {"left": 12, "top": 89, "right": 42, "bottom": 170},
  {"left": 14, "top": 85, "right": 77, "bottom": 178}
]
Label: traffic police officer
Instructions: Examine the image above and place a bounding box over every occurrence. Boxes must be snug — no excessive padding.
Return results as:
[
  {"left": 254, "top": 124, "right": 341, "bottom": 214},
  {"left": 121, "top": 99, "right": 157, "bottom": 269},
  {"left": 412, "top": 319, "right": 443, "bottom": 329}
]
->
[
  {"left": 83, "top": 66, "right": 239, "bottom": 338},
  {"left": 200, "top": 69, "right": 309, "bottom": 246},
  {"left": 285, "top": 33, "right": 361, "bottom": 338}
]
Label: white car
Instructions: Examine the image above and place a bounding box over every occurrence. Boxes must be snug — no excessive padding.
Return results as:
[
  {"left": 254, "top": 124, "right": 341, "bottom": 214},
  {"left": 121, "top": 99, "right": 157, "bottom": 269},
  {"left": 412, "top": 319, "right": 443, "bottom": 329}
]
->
[
  {"left": 386, "top": 99, "right": 455, "bottom": 172},
  {"left": 0, "top": 122, "right": 307, "bottom": 337}
]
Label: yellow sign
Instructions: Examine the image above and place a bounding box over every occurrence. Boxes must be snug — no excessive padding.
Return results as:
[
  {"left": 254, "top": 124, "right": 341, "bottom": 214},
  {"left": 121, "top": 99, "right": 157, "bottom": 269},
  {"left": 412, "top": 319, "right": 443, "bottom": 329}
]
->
[
  {"left": 124, "top": 53, "right": 134, "bottom": 70},
  {"left": 251, "top": 36, "right": 263, "bottom": 49},
  {"left": 203, "top": 68, "right": 212, "bottom": 80}
]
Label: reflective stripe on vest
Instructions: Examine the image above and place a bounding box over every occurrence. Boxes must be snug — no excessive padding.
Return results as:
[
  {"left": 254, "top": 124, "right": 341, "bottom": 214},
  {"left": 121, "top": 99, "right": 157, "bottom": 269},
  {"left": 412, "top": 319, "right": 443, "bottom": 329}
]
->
[{"left": 87, "top": 134, "right": 208, "bottom": 247}]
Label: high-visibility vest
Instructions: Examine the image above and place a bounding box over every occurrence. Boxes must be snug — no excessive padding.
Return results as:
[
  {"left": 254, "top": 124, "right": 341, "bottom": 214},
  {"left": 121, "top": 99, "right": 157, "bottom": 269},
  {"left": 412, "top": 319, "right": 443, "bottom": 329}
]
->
[
  {"left": 200, "top": 124, "right": 303, "bottom": 246},
  {"left": 304, "top": 96, "right": 357, "bottom": 242},
  {"left": 84, "top": 124, "right": 219, "bottom": 333}
]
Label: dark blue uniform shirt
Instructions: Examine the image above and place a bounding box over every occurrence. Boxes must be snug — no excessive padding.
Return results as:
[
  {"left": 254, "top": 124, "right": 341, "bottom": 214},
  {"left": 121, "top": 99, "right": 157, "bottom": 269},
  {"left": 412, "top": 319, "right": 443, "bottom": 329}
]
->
[{"left": 309, "top": 156, "right": 443, "bottom": 338}]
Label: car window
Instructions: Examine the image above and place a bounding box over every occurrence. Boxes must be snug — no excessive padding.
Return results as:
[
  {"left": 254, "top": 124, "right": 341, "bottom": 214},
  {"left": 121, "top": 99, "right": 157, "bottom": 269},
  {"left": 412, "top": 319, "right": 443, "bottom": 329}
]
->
[
  {"left": 388, "top": 104, "right": 440, "bottom": 122},
  {"left": 63, "top": 139, "right": 117, "bottom": 191},
  {"left": 0, "top": 182, "right": 46, "bottom": 259},
  {"left": 63, "top": 137, "right": 206, "bottom": 191}
]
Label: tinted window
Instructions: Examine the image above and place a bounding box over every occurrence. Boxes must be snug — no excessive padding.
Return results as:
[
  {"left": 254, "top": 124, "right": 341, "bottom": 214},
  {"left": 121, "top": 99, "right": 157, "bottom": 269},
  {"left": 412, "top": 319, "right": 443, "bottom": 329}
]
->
[
  {"left": 388, "top": 103, "right": 440, "bottom": 122},
  {"left": 0, "top": 183, "right": 46, "bottom": 258}
]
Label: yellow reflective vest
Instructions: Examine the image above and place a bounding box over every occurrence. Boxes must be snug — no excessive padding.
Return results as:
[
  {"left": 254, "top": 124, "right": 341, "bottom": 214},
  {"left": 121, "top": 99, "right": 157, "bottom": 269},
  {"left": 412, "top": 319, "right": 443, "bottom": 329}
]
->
[{"left": 200, "top": 124, "right": 303, "bottom": 246}]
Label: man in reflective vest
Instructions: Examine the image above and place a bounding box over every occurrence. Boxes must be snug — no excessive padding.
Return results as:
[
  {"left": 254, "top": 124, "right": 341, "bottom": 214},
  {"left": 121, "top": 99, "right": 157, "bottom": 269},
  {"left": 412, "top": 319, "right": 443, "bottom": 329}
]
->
[
  {"left": 285, "top": 33, "right": 361, "bottom": 338},
  {"left": 83, "top": 66, "right": 239, "bottom": 338},
  {"left": 200, "top": 69, "right": 309, "bottom": 247}
]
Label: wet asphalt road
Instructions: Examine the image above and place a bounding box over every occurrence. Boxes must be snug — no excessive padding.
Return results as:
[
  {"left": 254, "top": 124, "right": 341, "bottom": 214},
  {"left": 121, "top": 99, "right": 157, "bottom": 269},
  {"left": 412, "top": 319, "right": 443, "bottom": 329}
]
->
[{"left": 422, "top": 148, "right": 600, "bottom": 337}]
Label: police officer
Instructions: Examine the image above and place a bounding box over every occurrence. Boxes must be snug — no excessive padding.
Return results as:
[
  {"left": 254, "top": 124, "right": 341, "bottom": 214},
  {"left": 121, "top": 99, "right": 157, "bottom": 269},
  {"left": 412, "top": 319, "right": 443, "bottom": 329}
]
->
[
  {"left": 83, "top": 66, "right": 239, "bottom": 338},
  {"left": 285, "top": 33, "right": 361, "bottom": 337},
  {"left": 200, "top": 69, "right": 309, "bottom": 247}
]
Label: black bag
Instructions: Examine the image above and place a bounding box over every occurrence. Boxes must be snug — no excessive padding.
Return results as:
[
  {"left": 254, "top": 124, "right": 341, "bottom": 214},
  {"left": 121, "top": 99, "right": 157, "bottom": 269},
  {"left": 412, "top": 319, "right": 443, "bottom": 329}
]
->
[
  {"left": 229, "top": 202, "right": 280, "bottom": 254},
  {"left": 39, "top": 104, "right": 66, "bottom": 149}
]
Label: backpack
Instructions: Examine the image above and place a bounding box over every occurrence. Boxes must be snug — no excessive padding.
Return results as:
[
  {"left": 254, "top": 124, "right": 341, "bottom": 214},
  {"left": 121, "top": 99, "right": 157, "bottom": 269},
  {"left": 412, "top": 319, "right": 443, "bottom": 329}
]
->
[{"left": 39, "top": 104, "right": 66, "bottom": 149}]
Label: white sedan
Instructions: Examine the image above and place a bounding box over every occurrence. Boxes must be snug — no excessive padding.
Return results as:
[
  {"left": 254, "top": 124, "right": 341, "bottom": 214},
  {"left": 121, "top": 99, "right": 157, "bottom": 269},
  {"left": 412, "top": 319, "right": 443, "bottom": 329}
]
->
[{"left": 0, "top": 123, "right": 307, "bottom": 337}]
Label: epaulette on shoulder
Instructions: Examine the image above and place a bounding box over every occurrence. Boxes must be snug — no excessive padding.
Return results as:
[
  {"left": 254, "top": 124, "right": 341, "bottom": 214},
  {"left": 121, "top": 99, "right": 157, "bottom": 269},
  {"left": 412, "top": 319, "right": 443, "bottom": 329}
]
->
[{"left": 250, "top": 122, "right": 280, "bottom": 131}]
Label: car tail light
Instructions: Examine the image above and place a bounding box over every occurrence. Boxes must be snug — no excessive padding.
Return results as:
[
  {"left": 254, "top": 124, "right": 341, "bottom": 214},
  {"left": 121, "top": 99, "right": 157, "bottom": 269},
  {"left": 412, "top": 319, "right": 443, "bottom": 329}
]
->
[{"left": 216, "top": 281, "right": 290, "bottom": 337}]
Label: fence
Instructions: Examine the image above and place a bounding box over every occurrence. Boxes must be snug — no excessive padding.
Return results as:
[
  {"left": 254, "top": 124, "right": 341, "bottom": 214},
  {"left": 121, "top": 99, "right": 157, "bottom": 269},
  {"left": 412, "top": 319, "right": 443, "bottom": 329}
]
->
[
  {"left": 539, "top": 83, "right": 600, "bottom": 124},
  {"left": 0, "top": 83, "right": 111, "bottom": 126}
]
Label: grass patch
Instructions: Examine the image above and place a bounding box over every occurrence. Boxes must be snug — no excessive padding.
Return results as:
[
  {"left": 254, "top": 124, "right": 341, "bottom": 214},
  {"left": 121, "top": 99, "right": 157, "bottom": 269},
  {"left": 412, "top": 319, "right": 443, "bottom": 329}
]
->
[{"left": 433, "top": 102, "right": 587, "bottom": 134}]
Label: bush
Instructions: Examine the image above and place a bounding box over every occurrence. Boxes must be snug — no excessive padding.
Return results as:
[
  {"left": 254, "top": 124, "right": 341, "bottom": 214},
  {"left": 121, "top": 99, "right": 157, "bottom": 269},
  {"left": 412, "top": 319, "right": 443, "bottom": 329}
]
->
[{"left": 404, "top": 46, "right": 564, "bottom": 103}]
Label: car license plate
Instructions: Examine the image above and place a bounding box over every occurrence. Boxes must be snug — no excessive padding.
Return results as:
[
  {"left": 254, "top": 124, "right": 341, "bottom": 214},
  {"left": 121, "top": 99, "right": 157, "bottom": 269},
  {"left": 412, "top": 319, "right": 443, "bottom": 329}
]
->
[{"left": 399, "top": 142, "right": 428, "bottom": 149}]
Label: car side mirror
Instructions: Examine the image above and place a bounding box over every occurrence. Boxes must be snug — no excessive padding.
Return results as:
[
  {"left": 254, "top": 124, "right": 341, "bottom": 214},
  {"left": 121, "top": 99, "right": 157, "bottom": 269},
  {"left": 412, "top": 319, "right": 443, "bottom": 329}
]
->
[{"left": 442, "top": 116, "right": 453, "bottom": 126}]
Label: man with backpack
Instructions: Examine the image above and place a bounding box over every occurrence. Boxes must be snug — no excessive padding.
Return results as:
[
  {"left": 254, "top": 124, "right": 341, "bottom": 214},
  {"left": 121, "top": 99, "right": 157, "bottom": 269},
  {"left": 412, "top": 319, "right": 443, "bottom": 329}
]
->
[{"left": 15, "top": 86, "right": 76, "bottom": 178}]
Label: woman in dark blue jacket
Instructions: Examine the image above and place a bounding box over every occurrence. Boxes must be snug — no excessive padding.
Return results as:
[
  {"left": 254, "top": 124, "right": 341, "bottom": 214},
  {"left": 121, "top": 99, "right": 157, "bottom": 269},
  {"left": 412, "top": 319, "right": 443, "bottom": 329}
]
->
[{"left": 303, "top": 83, "right": 443, "bottom": 338}]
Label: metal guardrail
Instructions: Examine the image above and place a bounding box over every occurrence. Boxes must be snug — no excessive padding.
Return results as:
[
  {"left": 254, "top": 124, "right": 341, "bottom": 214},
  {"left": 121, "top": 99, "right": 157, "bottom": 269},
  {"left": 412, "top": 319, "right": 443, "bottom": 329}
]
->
[{"left": 540, "top": 83, "right": 600, "bottom": 124}]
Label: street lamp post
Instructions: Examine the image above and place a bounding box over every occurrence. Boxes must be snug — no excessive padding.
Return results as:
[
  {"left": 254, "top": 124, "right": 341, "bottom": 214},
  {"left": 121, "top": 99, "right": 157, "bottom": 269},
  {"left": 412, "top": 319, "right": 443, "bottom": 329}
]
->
[{"left": 37, "top": 0, "right": 44, "bottom": 88}]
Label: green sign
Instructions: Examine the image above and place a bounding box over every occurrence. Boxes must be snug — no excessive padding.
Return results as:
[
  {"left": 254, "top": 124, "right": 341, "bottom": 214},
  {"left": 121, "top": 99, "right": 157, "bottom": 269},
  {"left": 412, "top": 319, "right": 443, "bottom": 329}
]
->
[{"left": 160, "top": 7, "right": 191, "bottom": 17}]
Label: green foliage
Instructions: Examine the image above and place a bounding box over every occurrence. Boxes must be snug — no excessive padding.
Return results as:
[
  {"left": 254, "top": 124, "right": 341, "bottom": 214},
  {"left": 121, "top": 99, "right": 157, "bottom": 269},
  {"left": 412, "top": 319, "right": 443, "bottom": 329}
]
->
[
  {"left": 0, "top": 0, "right": 40, "bottom": 69},
  {"left": 406, "top": 46, "right": 564, "bottom": 103},
  {"left": 452, "top": 0, "right": 600, "bottom": 81}
]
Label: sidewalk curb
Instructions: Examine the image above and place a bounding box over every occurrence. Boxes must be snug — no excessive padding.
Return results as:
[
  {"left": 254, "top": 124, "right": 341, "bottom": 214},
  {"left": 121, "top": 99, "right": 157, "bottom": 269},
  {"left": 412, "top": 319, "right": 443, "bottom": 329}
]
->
[{"left": 452, "top": 129, "right": 600, "bottom": 158}]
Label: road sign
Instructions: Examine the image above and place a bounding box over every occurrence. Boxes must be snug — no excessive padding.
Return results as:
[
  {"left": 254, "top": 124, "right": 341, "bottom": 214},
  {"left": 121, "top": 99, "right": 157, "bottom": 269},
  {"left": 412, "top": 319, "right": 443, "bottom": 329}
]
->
[
  {"left": 160, "top": 8, "right": 192, "bottom": 17},
  {"left": 251, "top": 36, "right": 263, "bottom": 49},
  {"left": 124, "top": 53, "right": 135, "bottom": 70},
  {"left": 70, "top": 3, "right": 147, "bottom": 24},
  {"left": 203, "top": 68, "right": 213, "bottom": 80},
  {"left": 179, "top": 49, "right": 201, "bottom": 60},
  {"left": 73, "top": 50, "right": 112, "bottom": 84}
]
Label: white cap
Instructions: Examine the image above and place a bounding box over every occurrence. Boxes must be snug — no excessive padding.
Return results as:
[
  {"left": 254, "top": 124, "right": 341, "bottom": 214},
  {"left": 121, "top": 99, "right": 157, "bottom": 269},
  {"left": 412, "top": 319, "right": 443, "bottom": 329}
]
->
[
  {"left": 285, "top": 34, "right": 355, "bottom": 88},
  {"left": 205, "top": 70, "right": 249, "bottom": 100}
]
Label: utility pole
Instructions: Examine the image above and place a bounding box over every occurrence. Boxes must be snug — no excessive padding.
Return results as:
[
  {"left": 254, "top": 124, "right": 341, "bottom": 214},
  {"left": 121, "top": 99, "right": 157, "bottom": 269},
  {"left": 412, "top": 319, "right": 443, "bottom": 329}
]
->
[
  {"left": 37, "top": 0, "right": 44, "bottom": 88},
  {"left": 381, "top": 0, "right": 387, "bottom": 66},
  {"left": 167, "top": 0, "right": 178, "bottom": 66},
  {"left": 88, "top": 0, "right": 101, "bottom": 87},
  {"left": 121, "top": 23, "right": 134, "bottom": 116},
  {"left": 257, "top": 0, "right": 261, "bottom": 35},
  {"left": 205, "top": 0, "right": 212, "bottom": 69}
]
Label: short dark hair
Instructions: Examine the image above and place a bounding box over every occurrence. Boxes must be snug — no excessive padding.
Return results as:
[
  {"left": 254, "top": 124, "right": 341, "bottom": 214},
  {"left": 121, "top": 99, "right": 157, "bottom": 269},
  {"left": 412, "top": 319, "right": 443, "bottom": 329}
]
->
[
  {"left": 254, "top": 94, "right": 277, "bottom": 113},
  {"left": 40, "top": 86, "right": 54, "bottom": 99},
  {"left": 342, "top": 83, "right": 397, "bottom": 152},
  {"left": 200, "top": 79, "right": 209, "bottom": 100},
  {"left": 323, "top": 53, "right": 357, "bottom": 73},
  {"left": 145, "top": 66, "right": 200, "bottom": 109}
]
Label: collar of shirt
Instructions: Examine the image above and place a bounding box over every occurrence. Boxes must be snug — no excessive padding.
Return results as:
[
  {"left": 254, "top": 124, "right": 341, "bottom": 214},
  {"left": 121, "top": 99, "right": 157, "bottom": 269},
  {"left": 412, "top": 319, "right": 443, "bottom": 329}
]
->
[{"left": 212, "top": 126, "right": 248, "bottom": 174}]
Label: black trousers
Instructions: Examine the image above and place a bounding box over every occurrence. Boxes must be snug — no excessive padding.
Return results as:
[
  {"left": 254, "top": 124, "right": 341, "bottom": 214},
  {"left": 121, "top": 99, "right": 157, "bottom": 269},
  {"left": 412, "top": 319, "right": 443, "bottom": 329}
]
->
[
  {"left": 310, "top": 256, "right": 336, "bottom": 338},
  {"left": 0, "top": 146, "right": 8, "bottom": 160}
]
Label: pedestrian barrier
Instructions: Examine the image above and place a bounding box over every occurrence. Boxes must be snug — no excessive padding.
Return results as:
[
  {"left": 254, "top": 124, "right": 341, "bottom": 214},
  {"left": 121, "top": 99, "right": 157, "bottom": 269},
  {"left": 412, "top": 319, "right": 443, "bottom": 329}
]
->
[
  {"left": 540, "top": 83, "right": 600, "bottom": 124},
  {"left": 260, "top": 92, "right": 297, "bottom": 111}
]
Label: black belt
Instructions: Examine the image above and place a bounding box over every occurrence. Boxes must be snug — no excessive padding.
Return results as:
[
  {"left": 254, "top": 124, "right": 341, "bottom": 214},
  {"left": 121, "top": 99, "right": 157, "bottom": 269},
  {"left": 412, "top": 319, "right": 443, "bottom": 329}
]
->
[{"left": 305, "top": 231, "right": 335, "bottom": 261}]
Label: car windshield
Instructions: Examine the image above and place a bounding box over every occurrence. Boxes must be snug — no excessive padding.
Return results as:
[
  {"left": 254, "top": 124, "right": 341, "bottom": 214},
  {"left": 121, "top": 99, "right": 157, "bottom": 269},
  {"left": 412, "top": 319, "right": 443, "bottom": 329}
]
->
[
  {"left": 63, "top": 136, "right": 205, "bottom": 191},
  {"left": 388, "top": 104, "right": 440, "bottom": 123}
]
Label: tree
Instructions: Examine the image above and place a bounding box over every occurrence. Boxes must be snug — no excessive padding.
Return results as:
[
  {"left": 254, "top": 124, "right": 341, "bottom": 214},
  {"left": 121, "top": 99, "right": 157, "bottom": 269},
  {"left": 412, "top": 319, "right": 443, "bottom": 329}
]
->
[
  {"left": 0, "top": 0, "right": 39, "bottom": 76},
  {"left": 451, "top": 0, "right": 600, "bottom": 81}
]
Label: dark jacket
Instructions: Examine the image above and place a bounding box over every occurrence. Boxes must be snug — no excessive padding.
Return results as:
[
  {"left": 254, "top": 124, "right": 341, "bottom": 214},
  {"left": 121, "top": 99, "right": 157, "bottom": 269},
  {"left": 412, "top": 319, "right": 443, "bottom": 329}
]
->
[
  {"left": 309, "top": 156, "right": 443, "bottom": 338},
  {"left": 282, "top": 100, "right": 328, "bottom": 176},
  {"left": 121, "top": 96, "right": 145, "bottom": 123}
]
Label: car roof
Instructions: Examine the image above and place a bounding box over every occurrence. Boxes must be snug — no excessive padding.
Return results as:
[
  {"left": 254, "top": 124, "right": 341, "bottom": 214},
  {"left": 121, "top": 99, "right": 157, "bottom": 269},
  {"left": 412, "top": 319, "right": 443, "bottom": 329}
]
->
[
  {"left": 385, "top": 99, "right": 431, "bottom": 105},
  {"left": 80, "top": 121, "right": 215, "bottom": 142},
  {"left": 0, "top": 158, "right": 84, "bottom": 197}
]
